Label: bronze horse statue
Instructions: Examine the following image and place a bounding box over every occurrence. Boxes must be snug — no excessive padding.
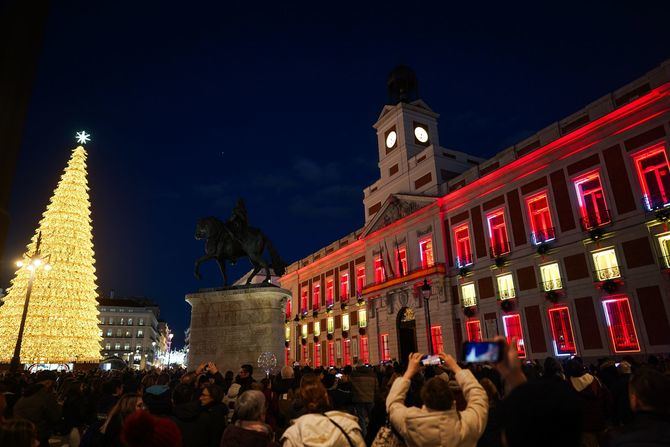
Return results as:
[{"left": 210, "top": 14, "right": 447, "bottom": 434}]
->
[{"left": 194, "top": 216, "right": 285, "bottom": 286}]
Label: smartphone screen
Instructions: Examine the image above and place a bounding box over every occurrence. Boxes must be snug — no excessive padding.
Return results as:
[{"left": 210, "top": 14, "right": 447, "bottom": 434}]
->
[
  {"left": 421, "top": 354, "right": 442, "bottom": 366},
  {"left": 462, "top": 341, "right": 502, "bottom": 363}
]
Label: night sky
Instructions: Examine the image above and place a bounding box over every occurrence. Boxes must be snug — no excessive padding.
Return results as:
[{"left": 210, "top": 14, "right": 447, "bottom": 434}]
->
[{"left": 2, "top": 2, "right": 669, "bottom": 347}]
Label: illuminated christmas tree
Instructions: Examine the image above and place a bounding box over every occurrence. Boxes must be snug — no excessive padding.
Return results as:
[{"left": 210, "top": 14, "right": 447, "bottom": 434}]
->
[{"left": 0, "top": 132, "right": 101, "bottom": 365}]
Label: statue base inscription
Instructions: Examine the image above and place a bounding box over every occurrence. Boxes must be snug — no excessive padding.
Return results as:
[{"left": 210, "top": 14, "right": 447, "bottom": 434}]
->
[{"left": 186, "top": 285, "right": 289, "bottom": 378}]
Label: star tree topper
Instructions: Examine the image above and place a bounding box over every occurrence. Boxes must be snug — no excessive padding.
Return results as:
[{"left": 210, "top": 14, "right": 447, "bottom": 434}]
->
[{"left": 75, "top": 130, "right": 91, "bottom": 145}]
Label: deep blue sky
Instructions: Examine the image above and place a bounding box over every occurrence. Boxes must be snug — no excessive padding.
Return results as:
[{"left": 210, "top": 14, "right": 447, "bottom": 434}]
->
[{"left": 2, "top": 2, "right": 669, "bottom": 347}]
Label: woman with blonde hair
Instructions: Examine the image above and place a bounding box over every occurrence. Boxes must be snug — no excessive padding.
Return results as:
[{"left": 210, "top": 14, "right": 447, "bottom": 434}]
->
[
  {"left": 281, "top": 374, "right": 365, "bottom": 446},
  {"left": 81, "top": 393, "right": 144, "bottom": 447}
]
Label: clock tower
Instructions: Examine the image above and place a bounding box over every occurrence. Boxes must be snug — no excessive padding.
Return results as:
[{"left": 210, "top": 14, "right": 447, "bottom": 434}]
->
[{"left": 363, "top": 66, "right": 479, "bottom": 223}]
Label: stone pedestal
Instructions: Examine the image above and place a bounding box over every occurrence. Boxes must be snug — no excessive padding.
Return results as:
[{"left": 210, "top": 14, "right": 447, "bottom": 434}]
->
[{"left": 186, "top": 285, "right": 289, "bottom": 378}]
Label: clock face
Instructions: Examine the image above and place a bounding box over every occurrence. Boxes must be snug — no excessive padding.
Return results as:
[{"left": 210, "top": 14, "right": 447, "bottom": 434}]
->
[
  {"left": 414, "top": 126, "right": 429, "bottom": 143},
  {"left": 385, "top": 130, "right": 397, "bottom": 148}
]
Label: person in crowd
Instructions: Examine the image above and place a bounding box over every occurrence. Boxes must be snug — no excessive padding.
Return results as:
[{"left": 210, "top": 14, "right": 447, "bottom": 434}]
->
[
  {"left": 0, "top": 418, "right": 40, "bottom": 447},
  {"left": 60, "top": 379, "right": 88, "bottom": 447},
  {"left": 121, "top": 409, "right": 182, "bottom": 447},
  {"left": 541, "top": 357, "right": 565, "bottom": 382},
  {"left": 236, "top": 364, "right": 257, "bottom": 394},
  {"left": 565, "top": 357, "right": 611, "bottom": 447},
  {"left": 330, "top": 366, "right": 353, "bottom": 413},
  {"left": 80, "top": 393, "right": 144, "bottom": 447},
  {"left": 220, "top": 390, "right": 279, "bottom": 446},
  {"left": 221, "top": 371, "right": 234, "bottom": 394},
  {"left": 200, "top": 383, "right": 228, "bottom": 445},
  {"left": 143, "top": 380, "right": 173, "bottom": 416},
  {"left": 97, "top": 378, "right": 123, "bottom": 418},
  {"left": 350, "top": 362, "right": 376, "bottom": 437},
  {"left": 386, "top": 352, "right": 488, "bottom": 447},
  {"left": 477, "top": 378, "right": 502, "bottom": 447},
  {"left": 281, "top": 374, "right": 365, "bottom": 447},
  {"left": 13, "top": 370, "right": 62, "bottom": 447},
  {"left": 606, "top": 367, "right": 670, "bottom": 446},
  {"left": 171, "top": 383, "right": 213, "bottom": 447}
]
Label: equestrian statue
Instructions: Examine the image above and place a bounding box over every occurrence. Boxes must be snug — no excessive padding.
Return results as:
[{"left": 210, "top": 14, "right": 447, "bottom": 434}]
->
[{"left": 194, "top": 199, "right": 286, "bottom": 286}]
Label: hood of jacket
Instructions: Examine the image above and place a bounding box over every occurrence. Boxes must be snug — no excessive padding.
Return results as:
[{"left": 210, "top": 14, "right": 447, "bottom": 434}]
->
[{"left": 281, "top": 410, "right": 364, "bottom": 447}]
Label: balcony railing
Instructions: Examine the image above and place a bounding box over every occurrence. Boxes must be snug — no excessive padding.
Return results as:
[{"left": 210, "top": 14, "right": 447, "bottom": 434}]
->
[
  {"left": 456, "top": 254, "right": 473, "bottom": 268},
  {"left": 642, "top": 194, "right": 670, "bottom": 211},
  {"left": 498, "top": 288, "right": 516, "bottom": 300},
  {"left": 541, "top": 278, "right": 563, "bottom": 291},
  {"left": 489, "top": 241, "right": 511, "bottom": 259},
  {"left": 579, "top": 209, "right": 612, "bottom": 231},
  {"left": 530, "top": 227, "right": 556, "bottom": 245},
  {"left": 594, "top": 266, "right": 621, "bottom": 282}
]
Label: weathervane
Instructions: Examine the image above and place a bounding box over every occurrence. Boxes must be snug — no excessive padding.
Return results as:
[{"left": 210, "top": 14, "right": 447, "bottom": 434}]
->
[{"left": 75, "top": 130, "right": 91, "bottom": 145}]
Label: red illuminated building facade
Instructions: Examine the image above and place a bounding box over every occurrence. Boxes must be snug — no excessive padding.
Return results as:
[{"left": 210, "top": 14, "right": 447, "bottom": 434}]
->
[{"left": 280, "top": 60, "right": 670, "bottom": 365}]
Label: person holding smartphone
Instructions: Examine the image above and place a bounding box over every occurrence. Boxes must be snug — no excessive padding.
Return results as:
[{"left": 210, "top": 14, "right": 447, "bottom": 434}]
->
[{"left": 385, "top": 352, "right": 488, "bottom": 447}]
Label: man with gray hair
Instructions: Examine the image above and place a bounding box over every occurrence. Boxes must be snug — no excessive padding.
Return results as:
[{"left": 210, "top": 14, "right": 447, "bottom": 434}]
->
[{"left": 220, "top": 390, "right": 279, "bottom": 446}]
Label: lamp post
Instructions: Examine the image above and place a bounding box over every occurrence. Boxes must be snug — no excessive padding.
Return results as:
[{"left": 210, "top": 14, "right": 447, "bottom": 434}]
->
[
  {"left": 10, "top": 233, "right": 51, "bottom": 373},
  {"left": 167, "top": 332, "right": 174, "bottom": 368},
  {"left": 421, "top": 279, "right": 433, "bottom": 355}
]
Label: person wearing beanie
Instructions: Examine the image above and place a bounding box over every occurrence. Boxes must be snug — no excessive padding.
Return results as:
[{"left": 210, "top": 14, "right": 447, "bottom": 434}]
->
[
  {"left": 143, "top": 384, "right": 172, "bottom": 416},
  {"left": 122, "top": 410, "right": 182, "bottom": 447},
  {"left": 13, "top": 370, "right": 61, "bottom": 447}
]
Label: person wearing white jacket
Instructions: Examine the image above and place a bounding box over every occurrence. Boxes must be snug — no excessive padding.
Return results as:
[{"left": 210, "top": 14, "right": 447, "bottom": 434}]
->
[
  {"left": 281, "top": 374, "right": 365, "bottom": 447},
  {"left": 386, "top": 352, "right": 489, "bottom": 447}
]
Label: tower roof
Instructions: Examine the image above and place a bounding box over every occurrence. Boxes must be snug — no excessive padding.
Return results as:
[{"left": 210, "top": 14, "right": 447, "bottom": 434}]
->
[{"left": 387, "top": 65, "right": 419, "bottom": 104}]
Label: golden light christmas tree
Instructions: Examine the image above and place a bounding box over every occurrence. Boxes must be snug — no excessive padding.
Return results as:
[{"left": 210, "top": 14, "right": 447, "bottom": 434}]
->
[{"left": 0, "top": 131, "right": 101, "bottom": 365}]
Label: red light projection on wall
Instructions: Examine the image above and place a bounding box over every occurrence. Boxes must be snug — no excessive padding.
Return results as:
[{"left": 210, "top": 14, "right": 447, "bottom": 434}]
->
[
  {"left": 380, "top": 334, "right": 390, "bottom": 361},
  {"left": 547, "top": 306, "right": 577, "bottom": 356},
  {"left": 487, "top": 210, "right": 510, "bottom": 257},
  {"left": 574, "top": 171, "right": 611, "bottom": 229},
  {"left": 314, "top": 343, "right": 321, "bottom": 367},
  {"left": 374, "top": 257, "right": 385, "bottom": 283},
  {"left": 466, "top": 319, "right": 483, "bottom": 342},
  {"left": 633, "top": 143, "right": 670, "bottom": 210},
  {"left": 602, "top": 296, "right": 640, "bottom": 353},
  {"left": 526, "top": 192, "right": 555, "bottom": 244},
  {"left": 360, "top": 336, "right": 370, "bottom": 364},
  {"left": 502, "top": 314, "right": 526, "bottom": 358},
  {"left": 431, "top": 326, "right": 444, "bottom": 354},
  {"left": 343, "top": 339, "right": 352, "bottom": 366},
  {"left": 328, "top": 341, "right": 335, "bottom": 366},
  {"left": 326, "top": 279, "right": 334, "bottom": 307}
]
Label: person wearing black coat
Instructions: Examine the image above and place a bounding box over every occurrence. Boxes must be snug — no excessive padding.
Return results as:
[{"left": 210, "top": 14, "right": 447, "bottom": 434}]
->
[
  {"left": 199, "top": 384, "right": 228, "bottom": 446},
  {"left": 171, "top": 384, "right": 213, "bottom": 447}
]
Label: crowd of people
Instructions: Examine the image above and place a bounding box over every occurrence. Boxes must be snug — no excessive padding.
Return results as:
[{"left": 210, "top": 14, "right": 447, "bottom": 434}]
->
[{"left": 1, "top": 337, "right": 669, "bottom": 447}]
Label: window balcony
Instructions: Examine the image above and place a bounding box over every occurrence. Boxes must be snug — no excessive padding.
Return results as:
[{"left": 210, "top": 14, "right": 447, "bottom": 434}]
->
[
  {"left": 498, "top": 288, "right": 516, "bottom": 300},
  {"left": 541, "top": 278, "right": 563, "bottom": 291},
  {"left": 489, "top": 241, "right": 511, "bottom": 259},
  {"left": 530, "top": 227, "right": 556, "bottom": 245},
  {"left": 456, "top": 254, "right": 473, "bottom": 268},
  {"left": 593, "top": 266, "right": 621, "bottom": 282},
  {"left": 579, "top": 209, "right": 612, "bottom": 231}
]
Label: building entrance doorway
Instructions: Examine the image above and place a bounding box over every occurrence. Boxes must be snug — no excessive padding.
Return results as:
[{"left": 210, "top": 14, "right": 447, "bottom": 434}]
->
[{"left": 396, "top": 307, "right": 417, "bottom": 363}]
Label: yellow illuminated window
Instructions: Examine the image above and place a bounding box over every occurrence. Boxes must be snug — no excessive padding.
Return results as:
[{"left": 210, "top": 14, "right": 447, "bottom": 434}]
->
[
  {"left": 540, "top": 263, "right": 562, "bottom": 291},
  {"left": 327, "top": 317, "right": 334, "bottom": 333},
  {"left": 314, "top": 321, "right": 321, "bottom": 336},
  {"left": 592, "top": 248, "right": 620, "bottom": 281},
  {"left": 358, "top": 309, "right": 367, "bottom": 328},
  {"left": 285, "top": 325, "right": 291, "bottom": 341},
  {"left": 659, "top": 234, "right": 670, "bottom": 268},
  {"left": 301, "top": 324, "right": 308, "bottom": 338},
  {"left": 497, "top": 274, "right": 516, "bottom": 300},
  {"left": 342, "top": 314, "right": 350, "bottom": 331},
  {"left": 461, "top": 283, "right": 477, "bottom": 307}
]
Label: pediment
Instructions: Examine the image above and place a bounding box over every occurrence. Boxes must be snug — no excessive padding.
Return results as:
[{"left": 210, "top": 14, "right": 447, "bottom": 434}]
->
[{"left": 362, "top": 194, "right": 437, "bottom": 237}]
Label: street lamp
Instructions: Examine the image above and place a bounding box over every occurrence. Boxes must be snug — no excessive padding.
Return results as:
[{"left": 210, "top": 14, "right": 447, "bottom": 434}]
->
[
  {"left": 421, "top": 279, "right": 433, "bottom": 355},
  {"left": 167, "top": 332, "right": 174, "bottom": 368},
  {"left": 10, "top": 233, "right": 51, "bottom": 373}
]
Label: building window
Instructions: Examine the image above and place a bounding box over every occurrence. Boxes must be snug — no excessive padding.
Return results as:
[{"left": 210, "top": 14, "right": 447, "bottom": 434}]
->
[
  {"left": 634, "top": 144, "right": 670, "bottom": 210},
  {"left": 105, "top": 343, "right": 111, "bottom": 350},
  {"left": 359, "top": 336, "right": 370, "bottom": 364},
  {"left": 312, "top": 283, "right": 321, "bottom": 310},
  {"left": 327, "top": 317, "right": 334, "bottom": 334},
  {"left": 120, "top": 318, "right": 125, "bottom": 325},
  {"left": 106, "top": 329, "right": 112, "bottom": 337},
  {"left": 340, "top": 273, "right": 349, "bottom": 300},
  {"left": 98, "top": 329, "right": 103, "bottom": 337},
  {"left": 327, "top": 341, "right": 335, "bottom": 366},
  {"left": 116, "top": 329, "right": 122, "bottom": 337},
  {"left": 301, "top": 324, "right": 308, "bottom": 339},
  {"left": 285, "top": 325, "right": 291, "bottom": 341},
  {"left": 343, "top": 339, "right": 351, "bottom": 365},
  {"left": 374, "top": 257, "right": 385, "bottom": 283},
  {"left": 497, "top": 274, "right": 516, "bottom": 300},
  {"left": 114, "top": 343, "right": 121, "bottom": 350},
  {"left": 314, "top": 321, "right": 321, "bottom": 336},
  {"left": 100, "top": 317, "right": 105, "bottom": 325},
  {"left": 301, "top": 288, "right": 308, "bottom": 312},
  {"left": 356, "top": 266, "right": 366, "bottom": 294},
  {"left": 574, "top": 171, "right": 611, "bottom": 229},
  {"left": 358, "top": 309, "right": 367, "bottom": 328},
  {"left": 301, "top": 345, "right": 307, "bottom": 364},
  {"left": 125, "top": 331, "right": 131, "bottom": 337},
  {"left": 487, "top": 210, "right": 510, "bottom": 257},
  {"left": 602, "top": 296, "right": 640, "bottom": 352},
  {"left": 380, "top": 334, "right": 391, "bottom": 361},
  {"left": 548, "top": 306, "right": 577, "bottom": 356},
  {"left": 138, "top": 318, "right": 144, "bottom": 326},
  {"left": 326, "top": 278, "right": 334, "bottom": 307},
  {"left": 285, "top": 347, "right": 291, "bottom": 365},
  {"left": 431, "top": 326, "right": 444, "bottom": 354},
  {"left": 108, "top": 317, "right": 114, "bottom": 325},
  {"left": 466, "top": 320, "right": 482, "bottom": 342},
  {"left": 396, "top": 246, "right": 408, "bottom": 276},
  {"left": 419, "top": 237, "right": 434, "bottom": 268},
  {"left": 352, "top": 336, "right": 359, "bottom": 358},
  {"left": 592, "top": 248, "right": 621, "bottom": 281},
  {"left": 454, "top": 224, "right": 473, "bottom": 267},
  {"left": 527, "top": 193, "right": 555, "bottom": 244},
  {"left": 540, "top": 263, "right": 562, "bottom": 291},
  {"left": 137, "top": 330, "right": 143, "bottom": 337},
  {"left": 124, "top": 343, "right": 130, "bottom": 351},
  {"left": 502, "top": 314, "right": 526, "bottom": 358},
  {"left": 342, "top": 314, "right": 350, "bottom": 331},
  {"left": 658, "top": 233, "right": 670, "bottom": 268},
  {"left": 461, "top": 283, "right": 477, "bottom": 308},
  {"left": 314, "top": 343, "right": 321, "bottom": 367},
  {"left": 128, "top": 318, "right": 133, "bottom": 325}
]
